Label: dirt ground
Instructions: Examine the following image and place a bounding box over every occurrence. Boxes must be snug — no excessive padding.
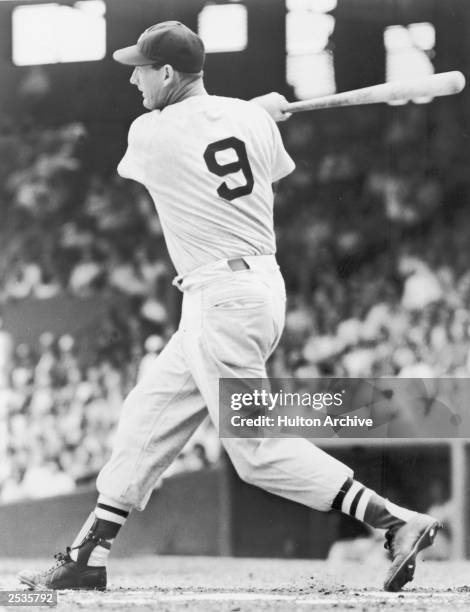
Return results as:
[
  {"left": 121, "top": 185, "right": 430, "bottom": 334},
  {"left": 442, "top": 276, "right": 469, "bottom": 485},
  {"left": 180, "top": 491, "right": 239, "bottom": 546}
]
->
[{"left": 1, "top": 556, "right": 470, "bottom": 611}]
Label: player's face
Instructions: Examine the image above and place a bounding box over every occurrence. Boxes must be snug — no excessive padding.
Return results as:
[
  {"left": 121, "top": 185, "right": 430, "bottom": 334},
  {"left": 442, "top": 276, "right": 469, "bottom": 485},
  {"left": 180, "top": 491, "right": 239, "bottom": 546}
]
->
[{"left": 130, "top": 65, "right": 167, "bottom": 110}]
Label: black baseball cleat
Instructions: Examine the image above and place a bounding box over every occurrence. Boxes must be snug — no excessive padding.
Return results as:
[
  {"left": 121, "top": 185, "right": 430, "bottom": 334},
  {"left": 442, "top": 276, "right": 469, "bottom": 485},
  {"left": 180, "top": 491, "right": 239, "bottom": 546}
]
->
[
  {"left": 383, "top": 513, "right": 441, "bottom": 592},
  {"left": 18, "top": 517, "right": 117, "bottom": 591},
  {"left": 18, "top": 547, "right": 106, "bottom": 591},
  {"left": 18, "top": 548, "right": 106, "bottom": 591}
]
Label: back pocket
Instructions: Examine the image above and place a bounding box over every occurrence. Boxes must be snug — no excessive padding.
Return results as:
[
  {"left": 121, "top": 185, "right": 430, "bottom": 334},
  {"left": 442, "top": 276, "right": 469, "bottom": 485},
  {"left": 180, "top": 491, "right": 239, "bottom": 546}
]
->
[{"left": 212, "top": 296, "right": 267, "bottom": 309}]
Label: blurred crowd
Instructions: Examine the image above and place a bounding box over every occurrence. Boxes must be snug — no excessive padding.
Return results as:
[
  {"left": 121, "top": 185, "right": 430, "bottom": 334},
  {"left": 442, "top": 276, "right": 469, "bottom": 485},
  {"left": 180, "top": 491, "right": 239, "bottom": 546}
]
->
[
  {"left": 273, "top": 102, "right": 470, "bottom": 380},
  {"left": 1, "top": 100, "right": 469, "bottom": 502},
  {"left": 0, "top": 327, "right": 220, "bottom": 503}
]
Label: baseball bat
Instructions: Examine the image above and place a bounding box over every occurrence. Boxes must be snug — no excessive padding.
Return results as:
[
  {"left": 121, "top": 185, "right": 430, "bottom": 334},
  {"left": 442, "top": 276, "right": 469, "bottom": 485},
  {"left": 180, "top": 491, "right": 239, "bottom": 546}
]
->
[{"left": 285, "top": 71, "right": 466, "bottom": 113}]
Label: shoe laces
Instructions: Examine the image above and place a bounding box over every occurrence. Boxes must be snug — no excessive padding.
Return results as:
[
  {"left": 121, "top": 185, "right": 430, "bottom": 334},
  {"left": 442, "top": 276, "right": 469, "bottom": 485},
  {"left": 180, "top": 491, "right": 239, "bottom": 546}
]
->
[
  {"left": 43, "top": 530, "right": 110, "bottom": 576},
  {"left": 42, "top": 530, "right": 109, "bottom": 577},
  {"left": 42, "top": 547, "right": 72, "bottom": 576}
]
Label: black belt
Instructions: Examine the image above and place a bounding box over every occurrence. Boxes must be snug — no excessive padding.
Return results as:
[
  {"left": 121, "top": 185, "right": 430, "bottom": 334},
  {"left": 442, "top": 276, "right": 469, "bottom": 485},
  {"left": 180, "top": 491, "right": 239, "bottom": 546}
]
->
[{"left": 228, "top": 258, "right": 250, "bottom": 271}]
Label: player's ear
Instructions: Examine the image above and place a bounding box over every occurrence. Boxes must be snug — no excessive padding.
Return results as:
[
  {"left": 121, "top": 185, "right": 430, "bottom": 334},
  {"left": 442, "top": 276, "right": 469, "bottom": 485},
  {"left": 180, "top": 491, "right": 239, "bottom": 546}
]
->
[{"left": 163, "top": 64, "right": 174, "bottom": 83}]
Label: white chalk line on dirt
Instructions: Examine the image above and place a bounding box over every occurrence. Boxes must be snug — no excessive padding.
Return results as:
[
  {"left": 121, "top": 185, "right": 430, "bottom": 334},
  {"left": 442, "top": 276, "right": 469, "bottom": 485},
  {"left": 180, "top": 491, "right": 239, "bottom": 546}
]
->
[{"left": 57, "top": 590, "right": 470, "bottom": 606}]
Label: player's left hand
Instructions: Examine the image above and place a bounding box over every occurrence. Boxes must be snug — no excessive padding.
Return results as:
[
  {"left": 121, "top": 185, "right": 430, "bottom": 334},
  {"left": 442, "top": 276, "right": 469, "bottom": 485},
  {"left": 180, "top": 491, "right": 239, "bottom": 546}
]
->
[{"left": 250, "top": 92, "right": 292, "bottom": 122}]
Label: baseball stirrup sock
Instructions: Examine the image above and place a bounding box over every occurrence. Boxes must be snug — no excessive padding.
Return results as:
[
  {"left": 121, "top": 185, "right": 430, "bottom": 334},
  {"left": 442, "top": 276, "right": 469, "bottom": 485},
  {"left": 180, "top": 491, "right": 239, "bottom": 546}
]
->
[
  {"left": 69, "top": 496, "right": 131, "bottom": 565},
  {"left": 332, "top": 478, "right": 416, "bottom": 529}
]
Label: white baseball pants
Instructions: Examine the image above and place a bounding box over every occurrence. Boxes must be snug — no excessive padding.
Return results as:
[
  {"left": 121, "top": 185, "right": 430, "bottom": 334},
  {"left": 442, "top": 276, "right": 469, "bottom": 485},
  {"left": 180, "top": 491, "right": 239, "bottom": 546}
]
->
[{"left": 97, "top": 255, "right": 352, "bottom": 511}]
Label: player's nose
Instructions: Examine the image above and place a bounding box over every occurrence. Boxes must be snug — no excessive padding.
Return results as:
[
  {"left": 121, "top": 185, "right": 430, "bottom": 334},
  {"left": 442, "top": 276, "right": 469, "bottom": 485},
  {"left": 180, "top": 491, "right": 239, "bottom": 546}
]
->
[{"left": 130, "top": 68, "right": 139, "bottom": 86}]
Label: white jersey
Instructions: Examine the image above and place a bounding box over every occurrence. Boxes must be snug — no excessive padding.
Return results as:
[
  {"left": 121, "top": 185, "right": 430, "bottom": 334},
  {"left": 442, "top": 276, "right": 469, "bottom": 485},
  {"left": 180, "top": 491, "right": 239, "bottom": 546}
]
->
[{"left": 118, "top": 95, "right": 295, "bottom": 275}]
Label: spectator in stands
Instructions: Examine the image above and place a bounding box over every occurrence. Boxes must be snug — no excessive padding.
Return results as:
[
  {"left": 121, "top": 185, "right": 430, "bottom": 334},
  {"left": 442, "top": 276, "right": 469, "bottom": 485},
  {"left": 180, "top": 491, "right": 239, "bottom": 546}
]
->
[{"left": 69, "top": 246, "right": 106, "bottom": 297}]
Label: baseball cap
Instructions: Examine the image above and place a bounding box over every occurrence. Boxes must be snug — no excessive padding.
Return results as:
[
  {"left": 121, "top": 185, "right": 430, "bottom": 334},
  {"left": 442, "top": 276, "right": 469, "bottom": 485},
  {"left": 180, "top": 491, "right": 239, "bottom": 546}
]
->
[{"left": 113, "top": 21, "right": 205, "bottom": 73}]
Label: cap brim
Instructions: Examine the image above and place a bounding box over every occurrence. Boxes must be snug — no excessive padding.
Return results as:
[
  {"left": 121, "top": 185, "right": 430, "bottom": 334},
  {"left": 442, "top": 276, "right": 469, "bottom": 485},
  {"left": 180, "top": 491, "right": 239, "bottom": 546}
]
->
[{"left": 112, "top": 45, "right": 154, "bottom": 66}]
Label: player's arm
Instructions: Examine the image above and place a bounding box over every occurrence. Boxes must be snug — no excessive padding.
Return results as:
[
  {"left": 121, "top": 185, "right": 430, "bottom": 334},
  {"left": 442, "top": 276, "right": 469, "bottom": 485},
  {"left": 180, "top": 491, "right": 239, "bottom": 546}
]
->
[
  {"left": 250, "top": 92, "right": 292, "bottom": 123},
  {"left": 268, "top": 109, "right": 296, "bottom": 182},
  {"left": 117, "top": 112, "right": 157, "bottom": 184},
  {"left": 250, "top": 92, "right": 296, "bottom": 182}
]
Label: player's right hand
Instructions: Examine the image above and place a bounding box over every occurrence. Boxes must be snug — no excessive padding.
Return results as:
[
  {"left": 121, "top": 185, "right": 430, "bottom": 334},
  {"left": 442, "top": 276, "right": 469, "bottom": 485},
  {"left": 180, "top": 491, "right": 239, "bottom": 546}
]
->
[{"left": 250, "top": 92, "right": 292, "bottom": 122}]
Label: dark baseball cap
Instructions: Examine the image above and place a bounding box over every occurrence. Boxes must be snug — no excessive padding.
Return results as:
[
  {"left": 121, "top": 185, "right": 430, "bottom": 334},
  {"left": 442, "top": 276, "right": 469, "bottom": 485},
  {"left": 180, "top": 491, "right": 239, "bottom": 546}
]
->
[{"left": 113, "top": 21, "right": 205, "bottom": 73}]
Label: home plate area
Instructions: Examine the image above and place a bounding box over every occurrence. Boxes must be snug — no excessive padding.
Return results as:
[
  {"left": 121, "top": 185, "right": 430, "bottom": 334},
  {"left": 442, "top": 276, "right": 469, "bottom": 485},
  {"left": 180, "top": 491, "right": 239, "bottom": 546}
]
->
[{"left": 2, "top": 556, "right": 470, "bottom": 611}]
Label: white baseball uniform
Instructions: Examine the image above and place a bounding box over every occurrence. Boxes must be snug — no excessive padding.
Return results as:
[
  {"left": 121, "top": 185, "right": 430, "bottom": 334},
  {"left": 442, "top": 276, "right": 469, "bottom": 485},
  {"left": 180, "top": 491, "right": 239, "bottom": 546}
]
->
[{"left": 97, "top": 94, "right": 352, "bottom": 511}]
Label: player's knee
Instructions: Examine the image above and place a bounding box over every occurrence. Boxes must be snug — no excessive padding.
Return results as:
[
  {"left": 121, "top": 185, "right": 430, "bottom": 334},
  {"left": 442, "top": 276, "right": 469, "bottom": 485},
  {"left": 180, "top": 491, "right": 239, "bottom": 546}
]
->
[
  {"left": 226, "top": 441, "right": 270, "bottom": 486},
  {"left": 234, "top": 462, "right": 256, "bottom": 485},
  {"left": 232, "top": 454, "right": 263, "bottom": 486}
]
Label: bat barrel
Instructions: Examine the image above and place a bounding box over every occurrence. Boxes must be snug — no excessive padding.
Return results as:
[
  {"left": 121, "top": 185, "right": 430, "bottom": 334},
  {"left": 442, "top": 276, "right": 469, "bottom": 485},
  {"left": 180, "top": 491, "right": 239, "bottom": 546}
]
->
[{"left": 285, "top": 71, "right": 466, "bottom": 114}]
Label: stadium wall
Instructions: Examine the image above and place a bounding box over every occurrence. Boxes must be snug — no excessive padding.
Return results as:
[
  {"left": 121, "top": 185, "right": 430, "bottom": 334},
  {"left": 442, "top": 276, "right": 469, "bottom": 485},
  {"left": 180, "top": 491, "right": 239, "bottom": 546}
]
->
[
  {"left": 0, "top": 446, "right": 452, "bottom": 559},
  {"left": 3, "top": 294, "right": 113, "bottom": 346},
  {"left": 0, "top": 468, "right": 231, "bottom": 558},
  {"left": 0, "top": 463, "right": 340, "bottom": 559}
]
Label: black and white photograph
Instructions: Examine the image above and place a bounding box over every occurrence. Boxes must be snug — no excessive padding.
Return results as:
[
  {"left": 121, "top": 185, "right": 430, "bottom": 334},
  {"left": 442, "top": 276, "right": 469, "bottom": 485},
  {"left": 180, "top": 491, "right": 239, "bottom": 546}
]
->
[{"left": 0, "top": 0, "right": 469, "bottom": 610}]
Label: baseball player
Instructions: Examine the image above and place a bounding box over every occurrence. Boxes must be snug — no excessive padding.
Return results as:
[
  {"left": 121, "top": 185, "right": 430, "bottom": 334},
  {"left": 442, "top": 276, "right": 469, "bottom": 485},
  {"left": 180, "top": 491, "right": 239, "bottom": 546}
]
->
[{"left": 19, "top": 21, "right": 440, "bottom": 593}]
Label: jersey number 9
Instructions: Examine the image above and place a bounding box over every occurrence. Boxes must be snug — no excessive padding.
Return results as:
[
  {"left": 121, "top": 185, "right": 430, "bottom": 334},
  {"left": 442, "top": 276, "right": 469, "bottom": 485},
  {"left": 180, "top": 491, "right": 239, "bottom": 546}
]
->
[{"left": 203, "top": 137, "right": 254, "bottom": 202}]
